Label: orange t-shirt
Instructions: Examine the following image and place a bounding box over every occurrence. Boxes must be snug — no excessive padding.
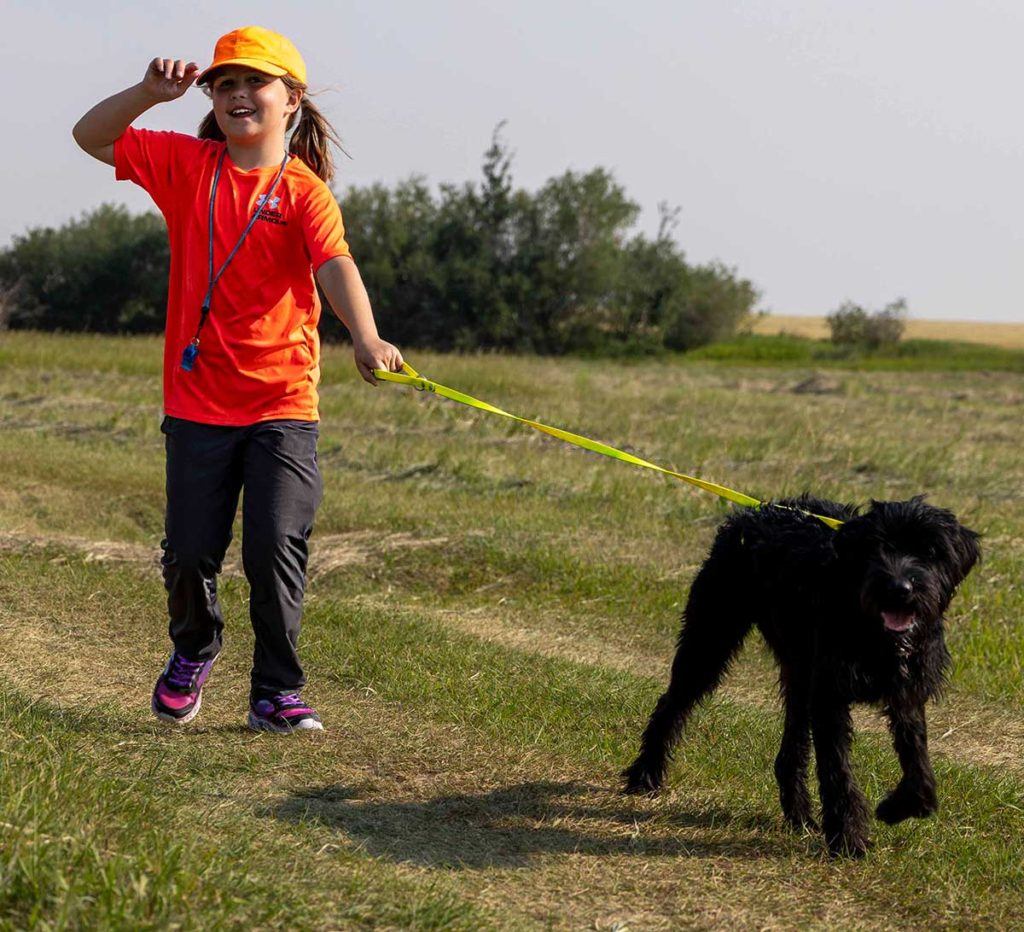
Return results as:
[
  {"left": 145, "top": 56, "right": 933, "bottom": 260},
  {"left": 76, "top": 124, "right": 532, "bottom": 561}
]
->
[{"left": 114, "top": 126, "right": 351, "bottom": 425}]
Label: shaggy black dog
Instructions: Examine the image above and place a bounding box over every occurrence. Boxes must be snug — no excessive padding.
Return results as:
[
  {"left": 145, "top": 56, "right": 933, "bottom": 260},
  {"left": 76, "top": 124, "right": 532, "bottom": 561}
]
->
[{"left": 623, "top": 494, "right": 980, "bottom": 858}]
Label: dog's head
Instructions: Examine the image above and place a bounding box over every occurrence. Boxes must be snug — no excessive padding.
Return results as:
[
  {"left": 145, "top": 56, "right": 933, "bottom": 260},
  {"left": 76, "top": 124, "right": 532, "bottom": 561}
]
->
[{"left": 833, "top": 495, "right": 981, "bottom": 637}]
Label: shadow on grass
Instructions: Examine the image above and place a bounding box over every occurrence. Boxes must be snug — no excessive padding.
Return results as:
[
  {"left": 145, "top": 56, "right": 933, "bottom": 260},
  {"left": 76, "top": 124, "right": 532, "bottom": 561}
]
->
[{"left": 272, "top": 779, "right": 797, "bottom": 868}]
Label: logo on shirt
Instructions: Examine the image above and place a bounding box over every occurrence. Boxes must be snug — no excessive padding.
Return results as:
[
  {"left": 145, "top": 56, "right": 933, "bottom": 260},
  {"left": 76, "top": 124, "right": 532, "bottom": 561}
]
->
[{"left": 254, "top": 194, "right": 288, "bottom": 226}]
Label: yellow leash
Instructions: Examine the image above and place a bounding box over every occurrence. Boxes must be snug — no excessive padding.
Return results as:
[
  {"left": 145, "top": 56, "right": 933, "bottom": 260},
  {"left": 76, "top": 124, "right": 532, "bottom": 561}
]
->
[{"left": 373, "top": 362, "right": 843, "bottom": 530}]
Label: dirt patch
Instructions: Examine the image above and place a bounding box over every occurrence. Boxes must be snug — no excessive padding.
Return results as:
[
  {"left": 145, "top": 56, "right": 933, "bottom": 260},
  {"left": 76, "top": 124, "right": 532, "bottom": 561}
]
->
[
  {"left": 0, "top": 531, "right": 159, "bottom": 568},
  {"left": 0, "top": 529, "right": 448, "bottom": 581},
  {"left": 791, "top": 373, "right": 844, "bottom": 395}
]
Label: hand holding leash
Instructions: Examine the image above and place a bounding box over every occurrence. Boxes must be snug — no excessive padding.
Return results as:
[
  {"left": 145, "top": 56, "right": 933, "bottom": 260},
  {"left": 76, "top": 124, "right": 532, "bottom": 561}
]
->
[{"left": 355, "top": 337, "right": 404, "bottom": 386}]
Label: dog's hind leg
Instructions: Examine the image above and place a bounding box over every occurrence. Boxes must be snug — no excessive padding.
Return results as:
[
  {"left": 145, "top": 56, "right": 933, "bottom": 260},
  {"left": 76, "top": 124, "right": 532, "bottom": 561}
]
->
[
  {"left": 775, "top": 667, "right": 816, "bottom": 830},
  {"left": 623, "top": 566, "right": 753, "bottom": 795},
  {"left": 875, "top": 702, "right": 938, "bottom": 824}
]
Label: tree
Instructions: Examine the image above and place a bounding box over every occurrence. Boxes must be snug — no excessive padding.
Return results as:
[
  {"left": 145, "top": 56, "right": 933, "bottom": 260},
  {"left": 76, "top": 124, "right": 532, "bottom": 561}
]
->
[
  {"left": 0, "top": 204, "right": 169, "bottom": 332},
  {"left": 326, "top": 177, "right": 441, "bottom": 346}
]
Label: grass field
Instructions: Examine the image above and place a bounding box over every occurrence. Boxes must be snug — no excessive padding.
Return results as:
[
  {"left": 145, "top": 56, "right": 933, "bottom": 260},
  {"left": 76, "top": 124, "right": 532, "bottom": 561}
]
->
[
  {"left": 1, "top": 331, "right": 1022, "bottom": 929},
  {"left": 751, "top": 314, "right": 1024, "bottom": 349}
]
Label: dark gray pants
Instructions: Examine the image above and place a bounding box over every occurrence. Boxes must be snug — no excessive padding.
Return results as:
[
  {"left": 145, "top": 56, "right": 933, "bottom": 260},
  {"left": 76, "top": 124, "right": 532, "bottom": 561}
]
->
[{"left": 159, "top": 415, "right": 323, "bottom": 699}]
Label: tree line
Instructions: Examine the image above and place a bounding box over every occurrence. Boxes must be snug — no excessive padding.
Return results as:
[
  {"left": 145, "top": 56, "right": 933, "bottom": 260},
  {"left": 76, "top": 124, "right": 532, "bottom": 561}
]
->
[{"left": 0, "top": 128, "right": 759, "bottom": 354}]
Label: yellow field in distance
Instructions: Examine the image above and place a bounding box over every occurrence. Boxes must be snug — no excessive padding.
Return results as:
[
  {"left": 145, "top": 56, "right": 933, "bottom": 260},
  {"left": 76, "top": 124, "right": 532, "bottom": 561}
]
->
[{"left": 751, "top": 314, "right": 1024, "bottom": 349}]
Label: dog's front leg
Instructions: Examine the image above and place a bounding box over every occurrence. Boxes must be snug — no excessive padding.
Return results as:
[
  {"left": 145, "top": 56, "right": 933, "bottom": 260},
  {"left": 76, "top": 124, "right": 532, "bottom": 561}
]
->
[
  {"left": 775, "top": 669, "right": 816, "bottom": 831},
  {"left": 810, "top": 685, "right": 871, "bottom": 858},
  {"left": 876, "top": 702, "right": 937, "bottom": 824}
]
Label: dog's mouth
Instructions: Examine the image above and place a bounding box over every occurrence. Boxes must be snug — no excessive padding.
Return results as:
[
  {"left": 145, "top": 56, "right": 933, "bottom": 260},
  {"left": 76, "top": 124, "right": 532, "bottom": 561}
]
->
[{"left": 881, "top": 610, "right": 917, "bottom": 633}]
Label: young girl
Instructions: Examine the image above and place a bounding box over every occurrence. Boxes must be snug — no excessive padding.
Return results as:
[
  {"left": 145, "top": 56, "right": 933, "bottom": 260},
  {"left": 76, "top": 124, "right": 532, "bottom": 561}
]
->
[{"left": 72, "top": 26, "right": 403, "bottom": 733}]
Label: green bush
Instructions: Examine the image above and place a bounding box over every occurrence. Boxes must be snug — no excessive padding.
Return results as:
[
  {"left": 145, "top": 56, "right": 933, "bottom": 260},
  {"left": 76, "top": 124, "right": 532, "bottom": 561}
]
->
[
  {"left": 0, "top": 204, "right": 169, "bottom": 333},
  {"left": 827, "top": 298, "right": 907, "bottom": 349}
]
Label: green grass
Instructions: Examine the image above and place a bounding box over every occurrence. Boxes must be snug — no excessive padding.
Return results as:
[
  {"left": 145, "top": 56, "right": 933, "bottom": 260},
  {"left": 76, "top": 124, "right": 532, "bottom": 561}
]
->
[
  {"left": 1, "top": 330, "right": 1022, "bottom": 928},
  {"left": 0, "top": 688, "right": 493, "bottom": 931}
]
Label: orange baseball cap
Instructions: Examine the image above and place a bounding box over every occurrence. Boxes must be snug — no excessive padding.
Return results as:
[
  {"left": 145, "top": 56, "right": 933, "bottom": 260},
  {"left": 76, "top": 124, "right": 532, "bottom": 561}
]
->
[{"left": 197, "top": 26, "right": 307, "bottom": 86}]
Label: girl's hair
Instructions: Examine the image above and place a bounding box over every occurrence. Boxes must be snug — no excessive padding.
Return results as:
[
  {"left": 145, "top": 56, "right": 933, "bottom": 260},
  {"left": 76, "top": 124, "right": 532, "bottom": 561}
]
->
[{"left": 197, "top": 72, "right": 342, "bottom": 184}]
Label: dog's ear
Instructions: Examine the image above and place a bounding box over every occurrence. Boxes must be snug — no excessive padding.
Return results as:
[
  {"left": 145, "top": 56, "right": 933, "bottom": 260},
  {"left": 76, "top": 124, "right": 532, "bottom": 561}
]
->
[{"left": 950, "top": 522, "right": 982, "bottom": 584}]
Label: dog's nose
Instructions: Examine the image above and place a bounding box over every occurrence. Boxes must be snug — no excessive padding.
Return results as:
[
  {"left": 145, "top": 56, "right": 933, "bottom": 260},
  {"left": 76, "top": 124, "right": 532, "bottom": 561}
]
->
[{"left": 891, "top": 579, "right": 913, "bottom": 597}]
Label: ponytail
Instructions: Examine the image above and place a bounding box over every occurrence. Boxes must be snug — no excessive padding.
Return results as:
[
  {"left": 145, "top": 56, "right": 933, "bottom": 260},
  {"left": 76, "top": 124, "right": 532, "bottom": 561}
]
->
[
  {"left": 282, "top": 78, "right": 343, "bottom": 185},
  {"left": 197, "top": 73, "right": 343, "bottom": 184},
  {"left": 197, "top": 109, "right": 224, "bottom": 142}
]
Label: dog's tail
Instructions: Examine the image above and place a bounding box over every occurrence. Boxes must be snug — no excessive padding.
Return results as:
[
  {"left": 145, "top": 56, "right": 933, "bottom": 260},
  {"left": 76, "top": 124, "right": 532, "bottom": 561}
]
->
[{"left": 624, "top": 548, "right": 756, "bottom": 794}]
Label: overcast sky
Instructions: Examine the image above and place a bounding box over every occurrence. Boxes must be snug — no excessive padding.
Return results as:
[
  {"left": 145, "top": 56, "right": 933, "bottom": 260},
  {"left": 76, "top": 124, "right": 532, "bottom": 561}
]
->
[{"left": 4, "top": 0, "right": 1022, "bottom": 321}]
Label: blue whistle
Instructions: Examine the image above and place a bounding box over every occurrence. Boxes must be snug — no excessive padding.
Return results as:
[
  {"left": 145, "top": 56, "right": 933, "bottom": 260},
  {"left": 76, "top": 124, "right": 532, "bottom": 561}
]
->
[{"left": 181, "top": 342, "right": 199, "bottom": 372}]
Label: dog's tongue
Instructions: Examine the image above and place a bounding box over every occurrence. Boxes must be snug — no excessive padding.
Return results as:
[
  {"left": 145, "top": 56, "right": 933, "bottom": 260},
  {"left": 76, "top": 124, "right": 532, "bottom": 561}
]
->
[{"left": 882, "top": 611, "right": 916, "bottom": 632}]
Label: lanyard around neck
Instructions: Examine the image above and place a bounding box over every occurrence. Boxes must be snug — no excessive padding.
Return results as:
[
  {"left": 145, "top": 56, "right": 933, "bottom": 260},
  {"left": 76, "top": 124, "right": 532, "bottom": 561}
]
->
[{"left": 192, "top": 148, "right": 290, "bottom": 343}]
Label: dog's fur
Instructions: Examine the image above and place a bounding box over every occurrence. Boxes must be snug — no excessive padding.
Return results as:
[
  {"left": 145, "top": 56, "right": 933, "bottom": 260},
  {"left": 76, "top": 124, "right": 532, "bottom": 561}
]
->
[{"left": 623, "top": 494, "right": 980, "bottom": 857}]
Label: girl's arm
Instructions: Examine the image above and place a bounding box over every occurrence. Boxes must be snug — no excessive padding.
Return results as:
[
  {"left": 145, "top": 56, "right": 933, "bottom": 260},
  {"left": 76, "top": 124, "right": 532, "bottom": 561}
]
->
[
  {"left": 73, "top": 58, "right": 199, "bottom": 166},
  {"left": 316, "top": 256, "right": 404, "bottom": 385}
]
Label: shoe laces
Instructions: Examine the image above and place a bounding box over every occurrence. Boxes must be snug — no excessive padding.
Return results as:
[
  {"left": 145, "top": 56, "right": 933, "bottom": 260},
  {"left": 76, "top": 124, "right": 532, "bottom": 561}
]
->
[
  {"left": 167, "top": 654, "right": 205, "bottom": 691},
  {"left": 275, "top": 693, "right": 305, "bottom": 709}
]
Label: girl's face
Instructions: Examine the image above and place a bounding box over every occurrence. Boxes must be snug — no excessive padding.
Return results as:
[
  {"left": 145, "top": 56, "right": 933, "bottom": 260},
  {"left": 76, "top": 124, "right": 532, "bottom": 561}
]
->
[{"left": 208, "top": 65, "right": 301, "bottom": 143}]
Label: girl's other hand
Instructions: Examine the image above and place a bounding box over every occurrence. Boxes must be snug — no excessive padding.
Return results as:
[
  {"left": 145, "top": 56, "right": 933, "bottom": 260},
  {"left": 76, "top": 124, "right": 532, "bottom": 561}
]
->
[
  {"left": 353, "top": 338, "right": 404, "bottom": 386},
  {"left": 142, "top": 58, "right": 200, "bottom": 102}
]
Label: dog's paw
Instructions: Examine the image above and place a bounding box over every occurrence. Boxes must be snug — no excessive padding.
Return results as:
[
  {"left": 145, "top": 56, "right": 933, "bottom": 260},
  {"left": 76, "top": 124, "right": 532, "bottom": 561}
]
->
[
  {"left": 876, "top": 788, "right": 937, "bottom": 825},
  {"left": 622, "top": 762, "right": 662, "bottom": 796},
  {"left": 824, "top": 813, "right": 873, "bottom": 859},
  {"left": 827, "top": 829, "right": 873, "bottom": 859},
  {"left": 780, "top": 789, "right": 818, "bottom": 833}
]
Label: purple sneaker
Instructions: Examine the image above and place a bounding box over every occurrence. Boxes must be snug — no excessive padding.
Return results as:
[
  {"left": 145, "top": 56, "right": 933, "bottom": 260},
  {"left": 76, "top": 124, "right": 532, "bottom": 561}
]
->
[
  {"left": 247, "top": 693, "right": 324, "bottom": 733},
  {"left": 151, "top": 651, "right": 216, "bottom": 724}
]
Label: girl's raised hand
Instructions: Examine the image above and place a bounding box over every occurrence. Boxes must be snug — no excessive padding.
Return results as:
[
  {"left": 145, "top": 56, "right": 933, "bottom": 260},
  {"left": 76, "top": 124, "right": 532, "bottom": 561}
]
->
[{"left": 142, "top": 58, "right": 200, "bottom": 102}]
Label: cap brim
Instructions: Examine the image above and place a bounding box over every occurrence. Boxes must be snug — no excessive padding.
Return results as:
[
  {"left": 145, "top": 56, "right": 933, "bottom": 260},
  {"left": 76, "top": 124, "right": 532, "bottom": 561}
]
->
[{"left": 197, "top": 58, "right": 288, "bottom": 85}]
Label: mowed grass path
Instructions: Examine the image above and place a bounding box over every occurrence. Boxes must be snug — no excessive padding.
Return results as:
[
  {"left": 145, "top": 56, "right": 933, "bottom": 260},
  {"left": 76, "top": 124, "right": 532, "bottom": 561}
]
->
[{"left": 1, "top": 331, "right": 1022, "bottom": 929}]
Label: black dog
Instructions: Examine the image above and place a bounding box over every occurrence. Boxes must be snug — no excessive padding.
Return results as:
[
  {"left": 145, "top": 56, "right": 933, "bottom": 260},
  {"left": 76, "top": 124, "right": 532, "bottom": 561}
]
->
[{"left": 623, "top": 494, "right": 980, "bottom": 857}]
